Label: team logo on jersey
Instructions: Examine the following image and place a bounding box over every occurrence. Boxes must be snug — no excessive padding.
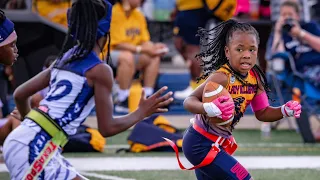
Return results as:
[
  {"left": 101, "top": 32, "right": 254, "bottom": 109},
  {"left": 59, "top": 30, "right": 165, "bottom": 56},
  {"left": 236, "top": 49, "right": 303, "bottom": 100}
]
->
[{"left": 230, "top": 75, "right": 236, "bottom": 84}]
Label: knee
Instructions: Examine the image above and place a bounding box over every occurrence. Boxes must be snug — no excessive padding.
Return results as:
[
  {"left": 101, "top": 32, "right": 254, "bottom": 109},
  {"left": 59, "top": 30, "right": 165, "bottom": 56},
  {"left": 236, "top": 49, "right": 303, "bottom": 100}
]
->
[
  {"left": 174, "top": 37, "right": 184, "bottom": 53},
  {"left": 118, "top": 51, "right": 135, "bottom": 67}
]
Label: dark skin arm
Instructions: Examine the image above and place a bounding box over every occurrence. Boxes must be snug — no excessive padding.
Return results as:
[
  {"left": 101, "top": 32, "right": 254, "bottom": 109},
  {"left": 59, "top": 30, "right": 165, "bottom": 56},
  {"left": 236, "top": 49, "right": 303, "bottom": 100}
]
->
[
  {"left": 183, "top": 72, "right": 228, "bottom": 114},
  {"left": 86, "top": 63, "right": 173, "bottom": 137},
  {"left": 13, "top": 69, "right": 51, "bottom": 119},
  {"left": 253, "top": 81, "right": 284, "bottom": 122}
]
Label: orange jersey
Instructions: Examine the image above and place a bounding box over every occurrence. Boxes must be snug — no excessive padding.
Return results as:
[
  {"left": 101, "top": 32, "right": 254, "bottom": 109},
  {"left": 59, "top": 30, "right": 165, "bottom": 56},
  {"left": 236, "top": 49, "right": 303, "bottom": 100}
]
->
[{"left": 216, "top": 64, "right": 258, "bottom": 127}]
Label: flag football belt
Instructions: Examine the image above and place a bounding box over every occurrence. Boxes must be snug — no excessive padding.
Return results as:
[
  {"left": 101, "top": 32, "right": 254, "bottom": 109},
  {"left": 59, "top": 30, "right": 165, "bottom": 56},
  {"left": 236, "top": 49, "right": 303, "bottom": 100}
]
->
[
  {"left": 23, "top": 109, "right": 69, "bottom": 180},
  {"left": 26, "top": 108, "right": 68, "bottom": 147},
  {"left": 164, "top": 122, "right": 237, "bottom": 170}
]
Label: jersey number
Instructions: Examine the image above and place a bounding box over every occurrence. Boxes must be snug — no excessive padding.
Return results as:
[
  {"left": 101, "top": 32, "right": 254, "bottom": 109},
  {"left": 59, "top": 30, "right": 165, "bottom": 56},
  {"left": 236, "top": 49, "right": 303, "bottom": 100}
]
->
[{"left": 46, "top": 80, "right": 73, "bottom": 101}]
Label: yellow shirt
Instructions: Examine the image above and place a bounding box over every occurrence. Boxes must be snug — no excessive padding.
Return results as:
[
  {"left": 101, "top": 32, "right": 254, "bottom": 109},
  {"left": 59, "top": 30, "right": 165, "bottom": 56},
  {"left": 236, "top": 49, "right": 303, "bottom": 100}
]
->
[
  {"left": 108, "top": 3, "right": 150, "bottom": 52},
  {"left": 34, "top": 0, "right": 69, "bottom": 27},
  {"left": 176, "top": 0, "right": 204, "bottom": 11},
  {"left": 216, "top": 64, "right": 258, "bottom": 127}
]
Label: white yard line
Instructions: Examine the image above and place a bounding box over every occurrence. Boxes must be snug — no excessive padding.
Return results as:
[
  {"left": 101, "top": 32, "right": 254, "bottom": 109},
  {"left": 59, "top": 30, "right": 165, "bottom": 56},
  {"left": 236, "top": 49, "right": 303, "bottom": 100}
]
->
[
  {"left": 1, "top": 156, "right": 320, "bottom": 172},
  {"left": 80, "top": 172, "right": 135, "bottom": 180}
]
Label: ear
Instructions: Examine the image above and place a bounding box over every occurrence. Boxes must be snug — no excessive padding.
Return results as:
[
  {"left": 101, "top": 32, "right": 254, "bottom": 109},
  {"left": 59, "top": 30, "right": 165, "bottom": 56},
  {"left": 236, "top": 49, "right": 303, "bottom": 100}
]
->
[{"left": 224, "top": 46, "right": 230, "bottom": 60}]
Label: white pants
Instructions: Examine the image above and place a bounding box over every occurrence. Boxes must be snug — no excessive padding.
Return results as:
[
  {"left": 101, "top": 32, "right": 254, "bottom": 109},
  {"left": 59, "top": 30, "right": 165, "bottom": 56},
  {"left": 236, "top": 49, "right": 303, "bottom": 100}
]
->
[{"left": 3, "top": 122, "right": 78, "bottom": 180}]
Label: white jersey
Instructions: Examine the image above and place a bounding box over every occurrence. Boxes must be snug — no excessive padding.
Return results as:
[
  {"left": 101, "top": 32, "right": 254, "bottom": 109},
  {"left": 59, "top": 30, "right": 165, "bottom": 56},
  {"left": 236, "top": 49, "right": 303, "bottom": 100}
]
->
[
  {"left": 36, "top": 48, "right": 102, "bottom": 135},
  {"left": 3, "top": 48, "right": 103, "bottom": 180}
]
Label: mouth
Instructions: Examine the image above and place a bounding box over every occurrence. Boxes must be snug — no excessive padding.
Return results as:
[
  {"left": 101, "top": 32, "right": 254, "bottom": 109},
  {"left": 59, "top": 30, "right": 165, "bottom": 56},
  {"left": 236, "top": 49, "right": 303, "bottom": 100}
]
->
[
  {"left": 14, "top": 53, "right": 19, "bottom": 61},
  {"left": 240, "top": 62, "right": 252, "bottom": 69}
]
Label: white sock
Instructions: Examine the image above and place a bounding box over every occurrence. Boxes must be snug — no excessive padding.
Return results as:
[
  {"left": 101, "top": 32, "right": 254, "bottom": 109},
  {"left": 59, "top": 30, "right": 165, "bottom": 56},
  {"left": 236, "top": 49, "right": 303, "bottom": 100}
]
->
[
  {"left": 118, "top": 89, "right": 129, "bottom": 102},
  {"left": 144, "top": 87, "right": 154, "bottom": 97}
]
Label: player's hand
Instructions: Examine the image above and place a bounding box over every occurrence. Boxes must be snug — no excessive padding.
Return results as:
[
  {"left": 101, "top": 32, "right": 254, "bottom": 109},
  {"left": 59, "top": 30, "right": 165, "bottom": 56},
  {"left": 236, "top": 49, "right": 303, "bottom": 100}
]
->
[
  {"left": 137, "top": 86, "right": 173, "bottom": 118},
  {"left": 10, "top": 107, "right": 21, "bottom": 120},
  {"left": 203, "top": 96, "right": 234, "bottom": 121},
  {"left": 281, "top": 100, "right": 302, "bottom": 118}
]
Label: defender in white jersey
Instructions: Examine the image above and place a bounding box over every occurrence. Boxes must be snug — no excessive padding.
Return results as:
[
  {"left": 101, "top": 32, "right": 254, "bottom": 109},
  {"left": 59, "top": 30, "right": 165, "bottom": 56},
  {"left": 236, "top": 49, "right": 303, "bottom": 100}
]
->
[{"left": 3, "top": 0, "right": 173, "bottom": 179}]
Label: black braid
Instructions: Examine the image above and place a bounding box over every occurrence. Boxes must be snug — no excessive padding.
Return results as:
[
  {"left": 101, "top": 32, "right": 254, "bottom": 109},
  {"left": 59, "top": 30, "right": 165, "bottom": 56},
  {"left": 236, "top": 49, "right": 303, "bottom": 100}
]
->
[
  {"left": 55, "top": 0, "right": 106, "bottom": 67},
  {"left": 196, "top": 19, "right": 271, "bottom": 93},
  {"left": 0, "top": 10, "right": 6, "bottom": 24}
]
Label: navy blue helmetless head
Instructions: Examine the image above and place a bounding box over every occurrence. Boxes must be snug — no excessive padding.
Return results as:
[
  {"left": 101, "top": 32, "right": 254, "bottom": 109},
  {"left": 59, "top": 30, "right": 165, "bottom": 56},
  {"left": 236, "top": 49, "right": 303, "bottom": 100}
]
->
[
  {"left": 97, "top": 0, "right": 112, "bottom": 39},
  {"left": 57, "top": 0, "right": 112, "bottom": 66},
  {"left": 0, "top": 10, "right": 16, "bottom": 47}
]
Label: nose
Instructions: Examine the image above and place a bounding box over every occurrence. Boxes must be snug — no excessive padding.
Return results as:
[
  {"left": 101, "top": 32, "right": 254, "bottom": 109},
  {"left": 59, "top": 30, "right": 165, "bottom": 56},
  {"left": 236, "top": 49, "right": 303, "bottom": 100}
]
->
[
  {"left": 242, "top": 50, "right": 251, "bottom": 59},
  {"left": 14, "top": 44, "right": 18, "bottom": 53}
]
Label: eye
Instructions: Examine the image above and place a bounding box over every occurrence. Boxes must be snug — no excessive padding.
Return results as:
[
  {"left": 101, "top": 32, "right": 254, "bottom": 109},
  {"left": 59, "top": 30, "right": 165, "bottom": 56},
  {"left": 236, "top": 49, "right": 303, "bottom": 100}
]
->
[
  {"left": 236, "top": 48, "right": 243, "bottom": 52},
  {"left": 10, "top": 42, "right": 16, "bottom": 47},
  {"left": 249, "top": 49, "right": 256, "bottom": 52}
]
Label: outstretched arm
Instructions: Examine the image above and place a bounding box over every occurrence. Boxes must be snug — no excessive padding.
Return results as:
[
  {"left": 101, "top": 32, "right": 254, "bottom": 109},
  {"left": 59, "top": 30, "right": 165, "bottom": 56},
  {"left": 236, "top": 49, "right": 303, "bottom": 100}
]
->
[
  {"left": 88, "top": 63, "right": 173, "bottom": 137},
  {"left": 13, "top": 69, "right": 51, "bottom": 119},
  {"left": 253, "top": 84, "right": 301, "bottom": 122}
]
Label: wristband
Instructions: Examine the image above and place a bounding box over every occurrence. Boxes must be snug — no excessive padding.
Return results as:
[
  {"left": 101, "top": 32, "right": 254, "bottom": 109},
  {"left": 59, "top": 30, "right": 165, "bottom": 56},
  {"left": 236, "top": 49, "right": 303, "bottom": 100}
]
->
[
  {"left": 203, "top": 102, "right": 221, "bottom": 117},
  {"left": 281, "top": 104, "right": 293, "bottom": 117}
]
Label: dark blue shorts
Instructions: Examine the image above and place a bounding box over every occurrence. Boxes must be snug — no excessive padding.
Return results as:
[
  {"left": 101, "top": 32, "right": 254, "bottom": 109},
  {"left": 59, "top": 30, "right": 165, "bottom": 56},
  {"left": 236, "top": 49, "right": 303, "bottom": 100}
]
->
[
  {"left": 174, "top": 9, "right": 211, "bottom": 45},
  {"left": 182, "top": 126, "right": 252, "bottom": 180}
]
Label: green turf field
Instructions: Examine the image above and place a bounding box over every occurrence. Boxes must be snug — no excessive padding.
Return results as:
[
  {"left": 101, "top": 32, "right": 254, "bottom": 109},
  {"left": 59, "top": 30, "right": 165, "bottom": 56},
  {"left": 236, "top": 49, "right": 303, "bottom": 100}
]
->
[
  {"left": 1, "top": 129, "right": 319, "bottom": 179},
  {"left": 0, "top": 169, "right": 319, "bottom": 180},
  {"left": 63, "top": 129, "right": 320, "bottom": 158}
]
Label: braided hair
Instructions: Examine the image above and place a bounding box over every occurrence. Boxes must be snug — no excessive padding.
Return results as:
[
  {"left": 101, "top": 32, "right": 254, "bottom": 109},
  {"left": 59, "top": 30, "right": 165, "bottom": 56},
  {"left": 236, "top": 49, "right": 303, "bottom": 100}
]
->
[
  {"left": 55, "top": 0, "right": 106, "bottom": 67},
  {"left": 0, "top": 10, "right": 6, "bottom": 24},
  {"left": 196, "top": 19, "right": 270, "bottom": 93}
]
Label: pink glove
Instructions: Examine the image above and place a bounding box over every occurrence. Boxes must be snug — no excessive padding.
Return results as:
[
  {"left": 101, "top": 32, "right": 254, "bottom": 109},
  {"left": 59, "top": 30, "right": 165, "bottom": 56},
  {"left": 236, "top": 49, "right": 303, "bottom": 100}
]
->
[
  {"left": 203, "top": 96, "right": 235, "bottom": 121},
  {"left": 281, "top": 100, "right": 302, "bottom": 118}
]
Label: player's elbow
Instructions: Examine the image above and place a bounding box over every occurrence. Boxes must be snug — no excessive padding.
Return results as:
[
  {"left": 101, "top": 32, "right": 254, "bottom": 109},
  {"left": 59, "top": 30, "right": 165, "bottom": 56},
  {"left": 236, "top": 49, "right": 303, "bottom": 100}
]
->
[
  {"left": 255, "top": 111, "right": 268, "bottom": 122},
  {"left": 98, "top": 126, "right": 117, "bottom": 138},
  {"left": 183, "top": 97, "right": 193, "bottom": 111},
  {"left": 13, "top": 86, "right": 27, "bottom": 102}
]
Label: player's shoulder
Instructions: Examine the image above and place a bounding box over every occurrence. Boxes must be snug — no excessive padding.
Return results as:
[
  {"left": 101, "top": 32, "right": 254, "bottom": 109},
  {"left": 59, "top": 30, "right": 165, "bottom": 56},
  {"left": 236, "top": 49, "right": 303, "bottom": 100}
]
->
[{"left": 86, "top": 62, "right": 114, "bottom": 84}]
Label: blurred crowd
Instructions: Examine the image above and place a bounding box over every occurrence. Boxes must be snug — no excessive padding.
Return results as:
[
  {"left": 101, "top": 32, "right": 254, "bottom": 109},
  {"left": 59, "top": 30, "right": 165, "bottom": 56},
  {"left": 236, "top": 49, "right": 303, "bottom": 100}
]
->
[{"left": 1, "top": 0, "right": 320, "bottom": 142}]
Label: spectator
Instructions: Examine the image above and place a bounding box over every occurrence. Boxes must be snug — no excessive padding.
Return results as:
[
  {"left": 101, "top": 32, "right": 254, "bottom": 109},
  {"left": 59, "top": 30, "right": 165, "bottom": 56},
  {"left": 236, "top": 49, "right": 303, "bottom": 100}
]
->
[
  {"left": 1, "top": 0, "right": 26, "bottom": 9},
  {"left": 106, "top": 0, "right": 168, "bottom": 114},
  {"left": 34, "top": 0, "right": 70, "bottom": 27},
  {"left": 267, "top": 0, "right": 320, "bottom": 88},
  {"left": 266, "top": 0, "right": 320, "bottom": 143},
  {"left": 172, "top": 0, "right": 236, "bottom": 100}
]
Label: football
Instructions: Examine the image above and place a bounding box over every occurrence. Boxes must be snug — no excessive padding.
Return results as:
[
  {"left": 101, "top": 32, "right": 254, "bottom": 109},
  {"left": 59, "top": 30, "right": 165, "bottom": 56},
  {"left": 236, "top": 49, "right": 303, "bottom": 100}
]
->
[{"left": 202, "top": 81, "right": 234, "bottom": 127}]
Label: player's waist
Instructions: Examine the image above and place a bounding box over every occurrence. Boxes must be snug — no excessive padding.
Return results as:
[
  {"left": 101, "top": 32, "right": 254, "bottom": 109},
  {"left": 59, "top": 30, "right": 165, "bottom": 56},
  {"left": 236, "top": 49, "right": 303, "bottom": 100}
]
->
[
  {"left": 192, "top": 122, "right": 237, "bottom": 153},
  {"left": 194, "top": 115, "right": 232, "bottom": 138},
  {"left": 25, "top": 108, "right": 69, "bottom": 147}
]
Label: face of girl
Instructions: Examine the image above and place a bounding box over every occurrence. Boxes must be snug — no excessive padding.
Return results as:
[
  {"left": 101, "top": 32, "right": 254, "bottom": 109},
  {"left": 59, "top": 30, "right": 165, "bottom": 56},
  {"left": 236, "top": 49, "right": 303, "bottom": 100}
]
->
[
  {"left": 0, "top": 39, "right": 18, "bottom": 66},
  {"left": 224, "top": 31, "right": 258, "bottom": 76}
]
